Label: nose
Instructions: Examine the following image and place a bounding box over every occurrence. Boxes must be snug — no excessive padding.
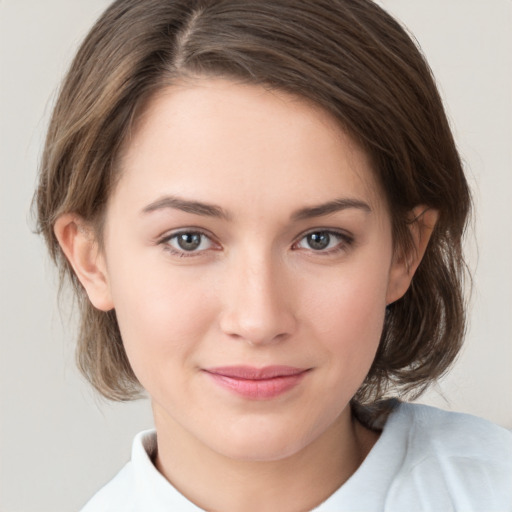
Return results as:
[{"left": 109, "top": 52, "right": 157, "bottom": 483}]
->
[{"left": 219, "top": 251, "right": 297, "bottom": 346}]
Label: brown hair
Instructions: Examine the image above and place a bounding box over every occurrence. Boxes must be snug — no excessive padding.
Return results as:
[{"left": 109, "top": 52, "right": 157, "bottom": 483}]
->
[{"left": 35, "top": 0, "right": 471, "bottom": 406}]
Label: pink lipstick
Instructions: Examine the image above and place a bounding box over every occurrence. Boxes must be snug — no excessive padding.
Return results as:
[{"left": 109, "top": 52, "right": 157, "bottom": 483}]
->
[{"left": 202, "top": 366, "right": 310, "bottom": 400}]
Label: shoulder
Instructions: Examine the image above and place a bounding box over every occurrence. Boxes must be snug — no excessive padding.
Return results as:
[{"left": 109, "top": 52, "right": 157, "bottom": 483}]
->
[
  {"left": 80, "top": 462, "right": 135, "bottom": 512},
  {"left": 79, "top": 429, "right": 157, "bottom": 512},
  {"left": 312, "top": 402, "right": 512, "bottom": 512},
  {"left": 395, "top": 402, "right": 512, "bottom": 461},
  {"left": 79, "top": 429, "right": 205, "bottom": 512},
  {"left": 387, "top": 403, "right": 512, "bottom": 511}
]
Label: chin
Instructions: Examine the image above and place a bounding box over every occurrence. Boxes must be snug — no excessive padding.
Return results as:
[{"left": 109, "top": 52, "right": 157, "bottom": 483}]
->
[
  {"left": 205, "top": 419, "right": 319, "bottom": 463},
  {"left": 219, "top": 438, "right": 305, "bottom": 463}
]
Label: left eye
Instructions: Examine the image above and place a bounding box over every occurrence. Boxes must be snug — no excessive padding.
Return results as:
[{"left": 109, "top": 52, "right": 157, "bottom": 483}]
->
[
  {"left": 295, "top": 231, "right": 348, "bottom": 252},
  {"left": 164, "top": 231, "right": 214, "bottom": 253}
]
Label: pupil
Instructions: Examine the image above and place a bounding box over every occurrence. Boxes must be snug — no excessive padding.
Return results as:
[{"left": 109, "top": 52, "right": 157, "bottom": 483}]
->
[
  {"left": 177, "top": 233, "right": 201, "bottom": 251},
  {"left": 308, "top": 232, "right": 330, "bottom": 250}
]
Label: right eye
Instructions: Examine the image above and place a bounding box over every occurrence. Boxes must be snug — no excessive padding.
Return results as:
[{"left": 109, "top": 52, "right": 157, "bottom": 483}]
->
[{"left": 160, "top": 230, "right": 216, "bottom": 256}]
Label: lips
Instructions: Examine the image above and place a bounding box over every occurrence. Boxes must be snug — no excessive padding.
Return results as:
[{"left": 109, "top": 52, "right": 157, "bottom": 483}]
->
[{"left": 202, "top": 366, "right": 310, "bottom": 400}]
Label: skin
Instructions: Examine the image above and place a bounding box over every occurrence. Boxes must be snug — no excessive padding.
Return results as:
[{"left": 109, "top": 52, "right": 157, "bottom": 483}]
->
[{"left": 55, "top": 79, "right": 436, "bottom": 512}]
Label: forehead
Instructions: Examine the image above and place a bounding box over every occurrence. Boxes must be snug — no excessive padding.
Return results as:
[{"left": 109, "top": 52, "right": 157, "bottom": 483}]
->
[{"left": 115, "top": 79, "right": 386, "bottom": 217}]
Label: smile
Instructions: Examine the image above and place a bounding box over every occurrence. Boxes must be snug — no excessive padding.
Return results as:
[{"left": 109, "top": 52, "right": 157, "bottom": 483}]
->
[{"left": 202, "top": 366, "right": 311, "bottom": 400}]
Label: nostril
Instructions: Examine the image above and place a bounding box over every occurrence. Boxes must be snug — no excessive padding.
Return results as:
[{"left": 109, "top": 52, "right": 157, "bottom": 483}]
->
[
  {"left": 219, "top": 310, "right": 296, "bottom": 346},
  {"left": 218, "top": 262, "right": 297, "bottom": 345}
]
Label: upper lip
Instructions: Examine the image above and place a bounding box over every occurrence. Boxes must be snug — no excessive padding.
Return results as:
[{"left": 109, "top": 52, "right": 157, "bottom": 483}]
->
[{"left": 203, "top": 366, "right": 310, "bottom": 380}]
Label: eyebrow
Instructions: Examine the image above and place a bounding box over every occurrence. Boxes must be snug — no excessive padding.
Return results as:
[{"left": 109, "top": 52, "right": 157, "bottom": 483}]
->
[
  {"left": 141, "top": 195, "right": 231, "bottom": 220},
  {"left": 141, "top": 195, "right": 371, "bottom": 221},
  {"left": 291, "top": 198, "right": 372, "bottom": 221}
]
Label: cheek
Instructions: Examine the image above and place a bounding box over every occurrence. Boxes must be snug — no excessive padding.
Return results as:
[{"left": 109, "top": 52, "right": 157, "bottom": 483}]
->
[
  {"left": 303, "top": 260, "right": 389, "bottom": 370},
  {"left": 107, "top": 258, "right": 217, "bottom": 381}
]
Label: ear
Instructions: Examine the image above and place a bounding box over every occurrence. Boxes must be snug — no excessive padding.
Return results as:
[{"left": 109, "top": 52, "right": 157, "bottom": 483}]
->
[
  {"left": 53, "top": 214, "right": 114, "bottom": 311},
  {"left": 386, "top": 206, "right": 439, "bottom": 305}
]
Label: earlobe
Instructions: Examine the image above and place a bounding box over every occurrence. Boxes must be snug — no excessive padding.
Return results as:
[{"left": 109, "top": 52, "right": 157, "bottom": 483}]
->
[
  {"left": 53, "top": 214, "right": 114, "bottom": 311},
  {"left": 386, "top": 206, "right": 439, "bottom": 305}
]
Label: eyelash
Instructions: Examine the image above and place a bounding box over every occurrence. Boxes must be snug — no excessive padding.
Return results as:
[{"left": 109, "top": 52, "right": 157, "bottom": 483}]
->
[
  {"left": 158, "top": 228, "right": 354, "bottom": 258},
  {"left": 292, "top": 229, "right": 354, "bottom": 255},
  {"left": 158, "top": 229, "right": 219, "bottom": 258}
]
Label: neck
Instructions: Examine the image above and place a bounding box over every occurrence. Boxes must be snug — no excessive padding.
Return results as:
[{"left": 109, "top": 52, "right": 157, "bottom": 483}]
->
[{"left": 152, "top": 404, "right": 379, "bottom": 512}]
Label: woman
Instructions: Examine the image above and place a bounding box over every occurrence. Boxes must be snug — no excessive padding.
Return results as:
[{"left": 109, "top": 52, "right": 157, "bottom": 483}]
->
[{"left": 35, "top": 0, "right": 512, "bottom": 510}]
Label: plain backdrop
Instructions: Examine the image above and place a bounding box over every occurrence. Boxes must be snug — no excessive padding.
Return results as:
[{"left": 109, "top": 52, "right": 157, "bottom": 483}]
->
[{"left": 1, "top": 1, "right": 511, "bottom": 511}]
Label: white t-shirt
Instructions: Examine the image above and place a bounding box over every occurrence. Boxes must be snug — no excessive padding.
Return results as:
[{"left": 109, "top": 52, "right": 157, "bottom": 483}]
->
[{"left": 81, "top": 403, "right": 512, "bottom": 511}]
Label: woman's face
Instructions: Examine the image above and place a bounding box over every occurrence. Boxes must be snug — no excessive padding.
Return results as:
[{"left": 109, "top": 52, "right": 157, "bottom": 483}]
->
[{"left": 97, "top": 79, "right": 407, "bottom": 461}]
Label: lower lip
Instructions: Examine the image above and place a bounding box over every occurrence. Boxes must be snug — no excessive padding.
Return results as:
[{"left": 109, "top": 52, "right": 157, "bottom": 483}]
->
[{"left": 204, "top": 371, "right": 308, "bottom": 400}]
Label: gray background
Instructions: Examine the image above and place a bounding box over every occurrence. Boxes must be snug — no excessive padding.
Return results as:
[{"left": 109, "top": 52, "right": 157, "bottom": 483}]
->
[{"left": 1, "top": 1, "right": 511, "bottom": 510}]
